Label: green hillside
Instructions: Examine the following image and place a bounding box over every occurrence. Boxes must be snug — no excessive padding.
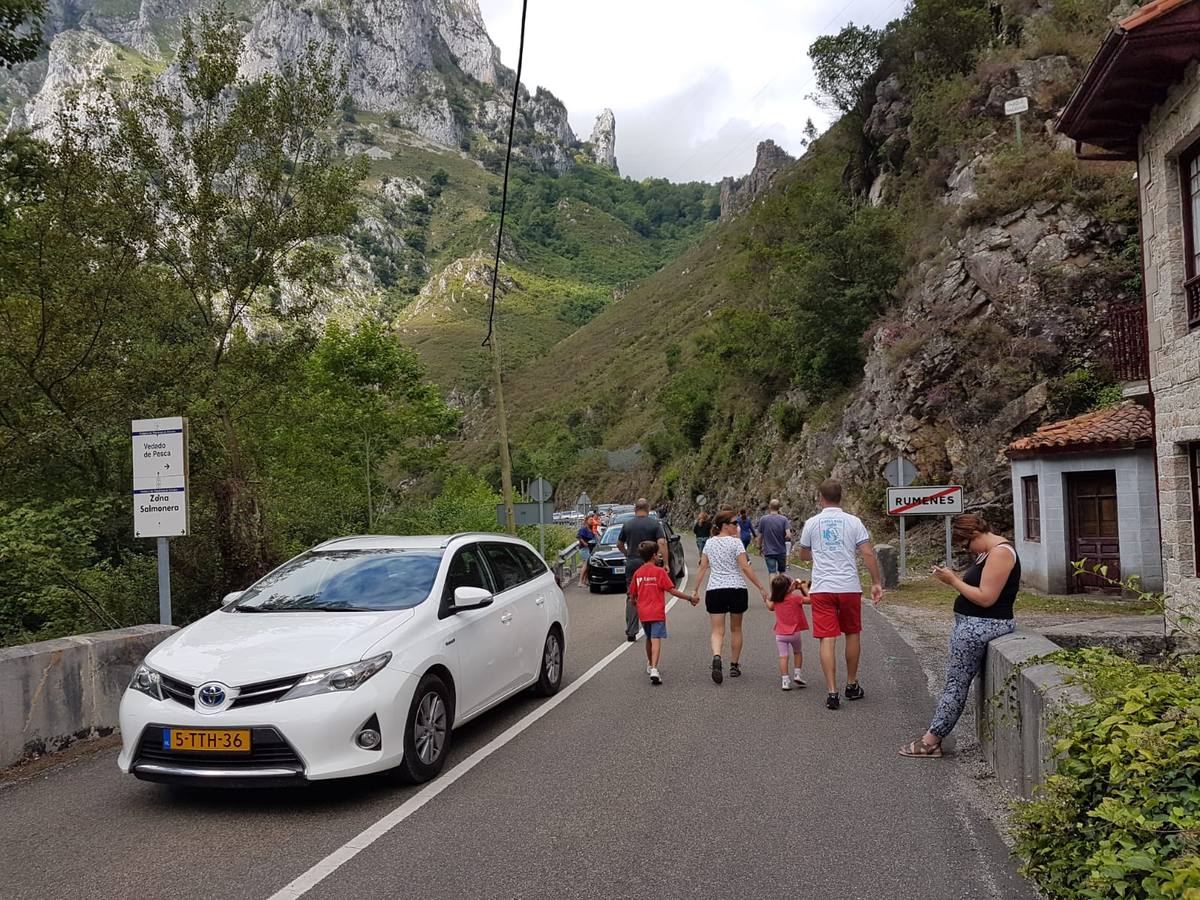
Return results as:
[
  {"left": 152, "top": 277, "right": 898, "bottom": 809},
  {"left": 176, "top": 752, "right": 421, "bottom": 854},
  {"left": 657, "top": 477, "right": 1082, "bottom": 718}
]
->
[
  {"left": 472, "top": 0, "right": 1140, "bottom": 520},
  {"left": 357, "top": 126, "right": 719, "bottom": 391}
]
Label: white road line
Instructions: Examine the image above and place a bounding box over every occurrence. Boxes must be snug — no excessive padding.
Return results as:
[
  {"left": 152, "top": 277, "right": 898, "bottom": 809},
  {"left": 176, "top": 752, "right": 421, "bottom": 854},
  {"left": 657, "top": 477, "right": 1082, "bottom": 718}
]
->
[{"left": 268, "top": 571, "right": 688, "bottom": 900}]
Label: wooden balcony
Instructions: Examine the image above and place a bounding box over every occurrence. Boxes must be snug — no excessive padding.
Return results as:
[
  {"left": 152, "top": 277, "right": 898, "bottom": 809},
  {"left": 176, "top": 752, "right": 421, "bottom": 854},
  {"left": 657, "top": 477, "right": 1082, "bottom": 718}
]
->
[{"left": 1109, "top": 302, "right": 1149, "bottom": 383}]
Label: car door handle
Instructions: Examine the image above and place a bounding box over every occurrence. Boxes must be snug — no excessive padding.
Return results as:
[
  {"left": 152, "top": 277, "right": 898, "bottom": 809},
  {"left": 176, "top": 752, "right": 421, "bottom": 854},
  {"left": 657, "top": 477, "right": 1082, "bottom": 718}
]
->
[
  {"left": 501, "top": 612, "right": 514, "bottom": 624},
  {"left": 535, "top": 596, "right": 545, "bottom": 606}
]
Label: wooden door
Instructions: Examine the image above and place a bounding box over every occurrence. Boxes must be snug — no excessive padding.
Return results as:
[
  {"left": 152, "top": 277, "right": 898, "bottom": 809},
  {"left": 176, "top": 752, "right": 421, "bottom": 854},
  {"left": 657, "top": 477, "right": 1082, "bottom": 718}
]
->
[{"left": 1067, "top": 471, "right": 1121, "bottom": 592}]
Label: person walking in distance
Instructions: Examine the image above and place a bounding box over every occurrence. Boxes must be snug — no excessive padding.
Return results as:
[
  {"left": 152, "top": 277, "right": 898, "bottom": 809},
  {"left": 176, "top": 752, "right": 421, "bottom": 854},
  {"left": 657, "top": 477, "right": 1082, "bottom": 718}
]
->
[
  {"left": 693, "top": 510, "right": 711, "bottom": 556},
  {"left": 737, "top": 508, "right": 756, "bottom": 551},
  {"left": 757, "top": 499, "right": 792, "bottom": 576},
  {"left": 617, "top": 499, "right": 669, "bottom": 642},
  {"left": 691, "top": 509, "right": 770, "bottom": 684},
  {"left": 900, "top": 515, "right": 1020, "bottom": 758},
  {"left": 798, "top": 480, "right": 884, "bottom": 710}
]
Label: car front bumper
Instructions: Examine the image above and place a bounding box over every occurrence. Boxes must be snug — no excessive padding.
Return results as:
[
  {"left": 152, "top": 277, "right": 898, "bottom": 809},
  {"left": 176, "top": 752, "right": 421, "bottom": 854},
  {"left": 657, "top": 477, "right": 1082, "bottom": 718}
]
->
[{"left": 117, "top": 665, "right": 421, "bottom": 784}]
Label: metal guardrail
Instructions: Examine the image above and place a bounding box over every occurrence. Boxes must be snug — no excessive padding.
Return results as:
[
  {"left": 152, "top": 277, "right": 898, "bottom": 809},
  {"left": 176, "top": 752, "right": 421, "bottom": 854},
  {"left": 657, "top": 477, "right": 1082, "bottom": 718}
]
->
[{"left": 553, "top": 543, "right": 583, "bottom": 584}]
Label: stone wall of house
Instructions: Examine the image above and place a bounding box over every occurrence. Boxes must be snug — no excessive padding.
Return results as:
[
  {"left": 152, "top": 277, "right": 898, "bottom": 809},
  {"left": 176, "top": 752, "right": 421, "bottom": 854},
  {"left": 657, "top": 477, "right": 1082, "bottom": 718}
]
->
[{"left": 1138, "top": 60, "right": 1200, "bottom": 623}]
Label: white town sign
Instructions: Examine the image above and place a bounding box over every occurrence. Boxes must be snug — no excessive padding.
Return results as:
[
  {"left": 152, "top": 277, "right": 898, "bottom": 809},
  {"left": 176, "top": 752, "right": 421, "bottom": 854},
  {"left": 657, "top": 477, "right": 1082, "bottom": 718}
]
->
[{"left": 886, "top": 485, "right": 964, "bottom": 517}]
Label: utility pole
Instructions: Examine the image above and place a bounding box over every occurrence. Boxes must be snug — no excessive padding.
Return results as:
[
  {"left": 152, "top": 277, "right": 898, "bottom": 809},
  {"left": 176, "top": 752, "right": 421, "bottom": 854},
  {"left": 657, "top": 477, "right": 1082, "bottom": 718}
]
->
[{"left": 491, "top": 333, "right": 516, "bottom": 534}]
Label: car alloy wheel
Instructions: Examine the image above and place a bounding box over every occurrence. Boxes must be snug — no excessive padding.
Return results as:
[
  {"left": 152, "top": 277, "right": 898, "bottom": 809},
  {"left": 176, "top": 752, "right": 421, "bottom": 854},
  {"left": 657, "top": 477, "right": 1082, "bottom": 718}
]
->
[
  {"left": 533, "top": 628, "right": 564, "bottom": 697},
  {"left": 543, "top": 632, "right": 562, "bottom": 685},
  {"left": 413, "top": 691, "right": 447, "bottom": 765}
]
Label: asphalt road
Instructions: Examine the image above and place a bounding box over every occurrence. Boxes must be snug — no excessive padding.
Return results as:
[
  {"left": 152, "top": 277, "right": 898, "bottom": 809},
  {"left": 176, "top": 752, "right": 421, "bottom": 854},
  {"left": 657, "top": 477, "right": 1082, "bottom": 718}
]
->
[{"left": 0, "top": 543, "right": 1035, "bottom": 900}]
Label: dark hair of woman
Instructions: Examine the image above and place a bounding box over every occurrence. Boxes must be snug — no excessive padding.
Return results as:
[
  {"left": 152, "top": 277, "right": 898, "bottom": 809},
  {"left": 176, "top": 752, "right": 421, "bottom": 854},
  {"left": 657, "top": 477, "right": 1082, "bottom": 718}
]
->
[{"left": 952, "top": 514, "right": 992, "bottom": 546}]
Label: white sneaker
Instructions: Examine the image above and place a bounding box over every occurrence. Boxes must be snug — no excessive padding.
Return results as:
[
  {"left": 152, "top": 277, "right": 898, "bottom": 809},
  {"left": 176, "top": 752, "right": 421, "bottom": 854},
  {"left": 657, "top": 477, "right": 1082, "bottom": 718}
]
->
[
  {"left": 649, "top": 667, "right": 662, "bottom": 685},
  {"left": 792, "top": 671, "right": 808, "bottom": 688},
  {"left": 781, "top": 676, "right": 792, "bottom": 691},
  {"left": 646, "top": 664, "right": 652, "bottom": 675}
]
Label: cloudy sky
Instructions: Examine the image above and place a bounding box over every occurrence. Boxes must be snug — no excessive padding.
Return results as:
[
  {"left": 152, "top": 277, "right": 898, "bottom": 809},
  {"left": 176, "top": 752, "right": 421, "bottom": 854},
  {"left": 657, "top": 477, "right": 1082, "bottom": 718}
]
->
[{"left": 477, "top": 0, "right": 906, "bottom": 184}]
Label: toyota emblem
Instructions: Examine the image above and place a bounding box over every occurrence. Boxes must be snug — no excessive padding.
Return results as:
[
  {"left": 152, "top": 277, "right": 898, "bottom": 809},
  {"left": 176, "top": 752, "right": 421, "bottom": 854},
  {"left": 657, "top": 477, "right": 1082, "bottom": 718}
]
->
[{"left": 197, "top": 683, "right": 227, "bottom": 708}]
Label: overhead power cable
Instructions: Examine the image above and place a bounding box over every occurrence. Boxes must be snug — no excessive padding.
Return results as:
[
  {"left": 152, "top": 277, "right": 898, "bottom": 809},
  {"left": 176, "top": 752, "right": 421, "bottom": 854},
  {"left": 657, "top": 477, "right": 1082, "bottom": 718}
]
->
[{"left": 482, "top": 0, "right": 529, "bottom": 348}]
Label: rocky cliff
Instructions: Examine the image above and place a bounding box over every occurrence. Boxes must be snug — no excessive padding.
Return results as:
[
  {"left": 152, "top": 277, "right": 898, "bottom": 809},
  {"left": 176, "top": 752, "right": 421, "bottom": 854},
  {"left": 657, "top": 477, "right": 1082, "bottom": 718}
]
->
[
  {"left": 3, "top": 0, "right": 595, "bottom": 171},
  {"left": 719, "top": 139, "right": 794, "bottom": 218},
  {"left": 588, "top": 108, "right": 617, "bottom": 172}
]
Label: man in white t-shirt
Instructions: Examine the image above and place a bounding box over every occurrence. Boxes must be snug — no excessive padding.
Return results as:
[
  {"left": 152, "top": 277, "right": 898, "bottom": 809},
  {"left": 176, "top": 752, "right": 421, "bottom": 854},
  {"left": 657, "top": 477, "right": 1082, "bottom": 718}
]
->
[{"left": 798, "top": 479, "right": 884, "bottom": 711}]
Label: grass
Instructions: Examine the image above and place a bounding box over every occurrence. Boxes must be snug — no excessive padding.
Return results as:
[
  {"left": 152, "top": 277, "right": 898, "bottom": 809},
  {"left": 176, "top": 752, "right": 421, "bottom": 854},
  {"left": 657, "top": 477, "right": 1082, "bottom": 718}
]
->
[{"left": 886, "top": 574, "right": 1160, "bottom": 616}]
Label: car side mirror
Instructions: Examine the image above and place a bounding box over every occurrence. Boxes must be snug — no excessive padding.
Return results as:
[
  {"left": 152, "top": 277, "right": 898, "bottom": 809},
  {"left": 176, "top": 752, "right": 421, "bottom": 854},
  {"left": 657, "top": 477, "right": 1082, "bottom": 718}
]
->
[
  {"left": 220, "top": 590, "right": 244, "bottom": 607},
  {"left": 452, "top": 586, "right": 494, "bottom": 612}
]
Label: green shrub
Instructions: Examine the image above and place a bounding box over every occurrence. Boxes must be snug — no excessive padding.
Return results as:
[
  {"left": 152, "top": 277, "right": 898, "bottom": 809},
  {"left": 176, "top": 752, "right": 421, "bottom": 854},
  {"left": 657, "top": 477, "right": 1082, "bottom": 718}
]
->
[
  {"left": 770, "top": 400, "right": 806, "bottom": 438},
  {"left": 1013, "top": 648, "right": 1200, "bottom": 899}
]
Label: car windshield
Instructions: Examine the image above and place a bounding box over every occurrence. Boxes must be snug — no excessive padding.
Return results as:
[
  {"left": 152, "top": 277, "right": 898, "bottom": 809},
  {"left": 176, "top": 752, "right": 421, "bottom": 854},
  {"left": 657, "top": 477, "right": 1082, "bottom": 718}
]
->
[
  {"left": 599, "top": 526, "right": 622, "bottom": 546},
  {"left": 231, "top": 549, "right": 443, "bottom": 613}
]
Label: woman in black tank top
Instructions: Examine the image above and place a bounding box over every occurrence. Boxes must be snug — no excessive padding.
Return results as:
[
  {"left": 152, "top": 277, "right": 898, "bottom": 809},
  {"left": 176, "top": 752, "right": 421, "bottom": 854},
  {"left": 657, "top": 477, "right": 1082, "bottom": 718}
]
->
[{"left": 900, "top": 514, "right": 1020, "bottom": 759}]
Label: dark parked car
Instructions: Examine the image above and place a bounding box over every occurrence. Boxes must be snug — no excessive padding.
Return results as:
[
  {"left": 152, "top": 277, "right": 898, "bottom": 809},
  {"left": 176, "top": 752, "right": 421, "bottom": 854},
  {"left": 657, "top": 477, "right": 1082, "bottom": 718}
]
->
[{"left": 587, "top": 513, "right": 685, "bottom": 593}]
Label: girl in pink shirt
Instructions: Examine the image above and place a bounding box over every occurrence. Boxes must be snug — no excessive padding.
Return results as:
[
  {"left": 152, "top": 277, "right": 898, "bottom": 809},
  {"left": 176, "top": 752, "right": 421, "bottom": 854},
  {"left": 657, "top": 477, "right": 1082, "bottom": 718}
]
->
[{"left": 767, "top": 574, "right": 809, "bottom": 691}]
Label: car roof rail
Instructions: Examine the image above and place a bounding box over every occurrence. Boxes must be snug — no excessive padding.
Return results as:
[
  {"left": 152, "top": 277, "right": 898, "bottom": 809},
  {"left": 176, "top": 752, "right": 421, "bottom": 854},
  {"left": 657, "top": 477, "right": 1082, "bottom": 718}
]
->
[{"left": 442, "top": 532, "right": 522, "bottom": 547}]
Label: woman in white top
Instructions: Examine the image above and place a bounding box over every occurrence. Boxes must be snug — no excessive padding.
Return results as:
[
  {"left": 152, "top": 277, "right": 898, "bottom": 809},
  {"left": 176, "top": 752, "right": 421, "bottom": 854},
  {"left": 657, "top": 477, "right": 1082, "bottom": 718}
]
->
[{"left": 691, "top": 510, "right": 770, "bottom": 684}]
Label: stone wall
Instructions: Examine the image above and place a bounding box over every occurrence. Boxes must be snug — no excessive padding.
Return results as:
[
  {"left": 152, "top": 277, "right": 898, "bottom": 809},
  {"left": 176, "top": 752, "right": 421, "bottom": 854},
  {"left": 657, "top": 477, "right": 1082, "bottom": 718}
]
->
[
  {"left": 1137, "top": 61, "right": 1200, "bottom": 624},
  {"left": 976, "top": 631, "right": 1090, "bottom": 798},
  {"left": 1010, "top": 449, "right": 1162, "bottom": 593},
  {"left": 0, "top": 625, "right": 175, "bottom": 768}
]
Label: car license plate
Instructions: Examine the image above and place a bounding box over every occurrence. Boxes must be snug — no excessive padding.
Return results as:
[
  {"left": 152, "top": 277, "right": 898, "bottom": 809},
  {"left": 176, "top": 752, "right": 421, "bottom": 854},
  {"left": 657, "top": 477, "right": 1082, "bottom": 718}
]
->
[
  {"left": 163, "top": 728, "right": 251, "bottom": 753},
  {"left": 614, "top": 566, "right": 625, "bottom": 574}
]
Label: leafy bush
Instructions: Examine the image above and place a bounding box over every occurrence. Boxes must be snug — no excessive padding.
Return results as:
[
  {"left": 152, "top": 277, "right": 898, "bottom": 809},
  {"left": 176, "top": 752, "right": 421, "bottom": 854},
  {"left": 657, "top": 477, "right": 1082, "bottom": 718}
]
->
[
  {"left": 770, "top": 400, "right": 806, "bottom": 438},
  {"left": 1014, "top": 648, "right": 1200, "bottom": 899},
  {"left": 1050, "top": 363, "right": 1123, "bottom": 417}
]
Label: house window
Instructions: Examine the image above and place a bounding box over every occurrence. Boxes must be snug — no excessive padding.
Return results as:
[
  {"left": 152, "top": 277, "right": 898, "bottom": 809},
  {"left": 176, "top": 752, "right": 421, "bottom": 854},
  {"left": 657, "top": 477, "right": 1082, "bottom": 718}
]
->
[
  {"left": 1023, "top": 475, "right": 1041, "bottom": 543},
  {"left": 1181, "top": 146, "right": 1200, "bottom": 328},
  {"left": 1192, "top": 445, "right": 1200, "bottom": 575}
]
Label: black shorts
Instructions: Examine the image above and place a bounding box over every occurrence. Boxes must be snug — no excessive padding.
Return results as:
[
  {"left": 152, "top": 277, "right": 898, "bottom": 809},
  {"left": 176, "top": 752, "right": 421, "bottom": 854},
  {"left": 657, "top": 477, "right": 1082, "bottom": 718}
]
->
[{"left": 705, "top": 587, "right": 749, "bottom": 615}]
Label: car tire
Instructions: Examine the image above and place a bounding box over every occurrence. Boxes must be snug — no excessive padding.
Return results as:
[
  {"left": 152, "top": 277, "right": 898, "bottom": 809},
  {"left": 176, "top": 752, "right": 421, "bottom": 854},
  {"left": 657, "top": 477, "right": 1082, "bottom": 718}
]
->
[
  {"left": 531, "top": 627, "right": 564, "bottom": 697},
  {"left": 588, "top": 584, "right": 601, "bottom": 594},
  {"left": 395, "top": 673, "right": 453, "bottom": 784}
]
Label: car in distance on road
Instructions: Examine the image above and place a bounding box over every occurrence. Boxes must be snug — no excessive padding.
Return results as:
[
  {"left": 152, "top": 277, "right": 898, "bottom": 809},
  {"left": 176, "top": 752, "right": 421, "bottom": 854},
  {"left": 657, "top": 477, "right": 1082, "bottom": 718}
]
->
[
  {"left": 586, "top": 513, "right": 685, "bottom": 593},
  {"left": 118, "top": 534, "right": 567, "bottom": 787}
]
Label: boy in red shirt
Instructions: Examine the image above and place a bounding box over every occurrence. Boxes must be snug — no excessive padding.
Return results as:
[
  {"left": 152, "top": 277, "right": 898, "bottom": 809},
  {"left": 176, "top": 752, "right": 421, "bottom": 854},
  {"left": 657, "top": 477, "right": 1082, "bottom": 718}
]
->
[{"left": 630, "top": 540, "right": 697, "bottom": 684}]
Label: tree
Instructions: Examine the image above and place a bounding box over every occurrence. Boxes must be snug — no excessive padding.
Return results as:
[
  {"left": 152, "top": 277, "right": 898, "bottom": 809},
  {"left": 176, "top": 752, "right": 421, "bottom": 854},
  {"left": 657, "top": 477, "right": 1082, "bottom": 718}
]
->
[
  {"left": 105, "top": 3, "right": 368, "bottom": 587},
  {"left": 0, "top": 0, "right": 44, "bottom": 69},
  {"left": 808, "top": 24, "right": 883, "bottom": 114}
]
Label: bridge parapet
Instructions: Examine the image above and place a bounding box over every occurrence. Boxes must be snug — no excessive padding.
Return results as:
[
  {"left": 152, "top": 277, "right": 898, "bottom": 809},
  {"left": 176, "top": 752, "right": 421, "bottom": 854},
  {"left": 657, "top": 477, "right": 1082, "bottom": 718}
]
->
[{"left": 0, "top": 625, "right": 175, "bottom": 769}]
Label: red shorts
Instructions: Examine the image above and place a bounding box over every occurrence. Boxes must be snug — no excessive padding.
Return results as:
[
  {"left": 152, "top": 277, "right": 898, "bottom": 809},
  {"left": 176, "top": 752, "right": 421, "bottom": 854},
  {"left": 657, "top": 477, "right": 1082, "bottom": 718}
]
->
[{"left": 810, "top": 593, "right": 863, "bottom": 638}]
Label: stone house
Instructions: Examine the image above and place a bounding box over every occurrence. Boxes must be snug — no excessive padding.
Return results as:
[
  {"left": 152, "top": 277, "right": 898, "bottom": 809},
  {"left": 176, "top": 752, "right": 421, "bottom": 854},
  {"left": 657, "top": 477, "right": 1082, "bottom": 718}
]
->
[
  {"left": 1058, "top": 0, "right": 1200, "bottom": 619},
  {"left": 1006, "top": 402, "right": 1162, "bottom": 594}
]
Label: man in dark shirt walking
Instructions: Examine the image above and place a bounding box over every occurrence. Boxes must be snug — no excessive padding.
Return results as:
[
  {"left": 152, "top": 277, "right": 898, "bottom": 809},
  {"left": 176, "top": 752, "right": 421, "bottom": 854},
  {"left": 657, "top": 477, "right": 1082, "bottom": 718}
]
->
[
  {"left": 618, "top": 498, "right": 669, "bottom": 641},
  {"left": 757, "top": 499, "right": 792, "bottom": 576}
]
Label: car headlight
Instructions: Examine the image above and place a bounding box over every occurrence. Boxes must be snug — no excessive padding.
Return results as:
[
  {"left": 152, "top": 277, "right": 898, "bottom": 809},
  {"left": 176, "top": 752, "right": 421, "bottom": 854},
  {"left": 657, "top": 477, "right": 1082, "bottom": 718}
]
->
[
  {"left": 129, "top": 663, "right": 163, "bottom": 700},
  {"left": 280, "top": 652, "right": 392, "bottom": 702}
]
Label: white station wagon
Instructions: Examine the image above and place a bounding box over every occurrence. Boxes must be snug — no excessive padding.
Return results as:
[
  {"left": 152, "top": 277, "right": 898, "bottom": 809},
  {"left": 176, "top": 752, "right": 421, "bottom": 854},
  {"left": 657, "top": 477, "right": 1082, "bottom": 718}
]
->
[{"left": 118, "top": 534, "right": 568, "bottom": 786}]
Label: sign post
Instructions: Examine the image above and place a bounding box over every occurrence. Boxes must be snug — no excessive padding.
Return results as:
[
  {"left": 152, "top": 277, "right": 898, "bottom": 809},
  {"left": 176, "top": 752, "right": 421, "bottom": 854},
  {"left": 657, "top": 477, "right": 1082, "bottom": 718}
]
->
[
  {"left": 886, "top": 486, "right": 965, "bottom": 576},
  {"left": 883, "top": 457, "right": 917, "bottom": 579},
  {"left": 132, "top": 417, "right": 190, "bottom": 626},
  {"left": 1005, "top": 96, "right": 1029, "bottom": 149},
  {"left": 529, "top": 477, "right": 554, "bottom": 559}
]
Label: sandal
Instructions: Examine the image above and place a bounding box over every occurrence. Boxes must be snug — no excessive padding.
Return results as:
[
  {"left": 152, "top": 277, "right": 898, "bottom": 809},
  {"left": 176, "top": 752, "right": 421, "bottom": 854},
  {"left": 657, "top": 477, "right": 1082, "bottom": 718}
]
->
[{"left": 899, "top": 739, "right": 943, "bottom": 759}]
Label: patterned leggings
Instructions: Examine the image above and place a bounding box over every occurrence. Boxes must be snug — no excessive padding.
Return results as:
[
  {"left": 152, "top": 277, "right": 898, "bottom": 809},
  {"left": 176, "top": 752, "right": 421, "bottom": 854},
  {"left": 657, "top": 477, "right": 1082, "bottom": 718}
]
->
[{"left": 929, "top": 613, "right": 1016, "bottom": 738}]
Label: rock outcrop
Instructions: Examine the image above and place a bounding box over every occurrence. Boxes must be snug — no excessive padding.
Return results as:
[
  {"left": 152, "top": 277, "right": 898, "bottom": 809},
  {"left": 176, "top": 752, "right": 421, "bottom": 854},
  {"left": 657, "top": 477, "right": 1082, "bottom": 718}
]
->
[
  {"left": 589, "top": 108, "right": 617, "bottom": 171},
  {"left": 719, "top": 139, "right": 794, "bottom": 218},
  {"left": 3, "top": 0, "right": 579, "bottom": 170}
]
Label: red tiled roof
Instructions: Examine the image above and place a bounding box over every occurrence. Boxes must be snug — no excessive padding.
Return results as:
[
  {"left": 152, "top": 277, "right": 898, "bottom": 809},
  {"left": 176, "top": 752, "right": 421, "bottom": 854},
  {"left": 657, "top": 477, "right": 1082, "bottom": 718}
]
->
[
  {"left": 1121, "top": 0, "right": 1194, "bottom": 30},
  {"left": 1006, "top": 401, "right": 1153, "bottom": 457}
]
